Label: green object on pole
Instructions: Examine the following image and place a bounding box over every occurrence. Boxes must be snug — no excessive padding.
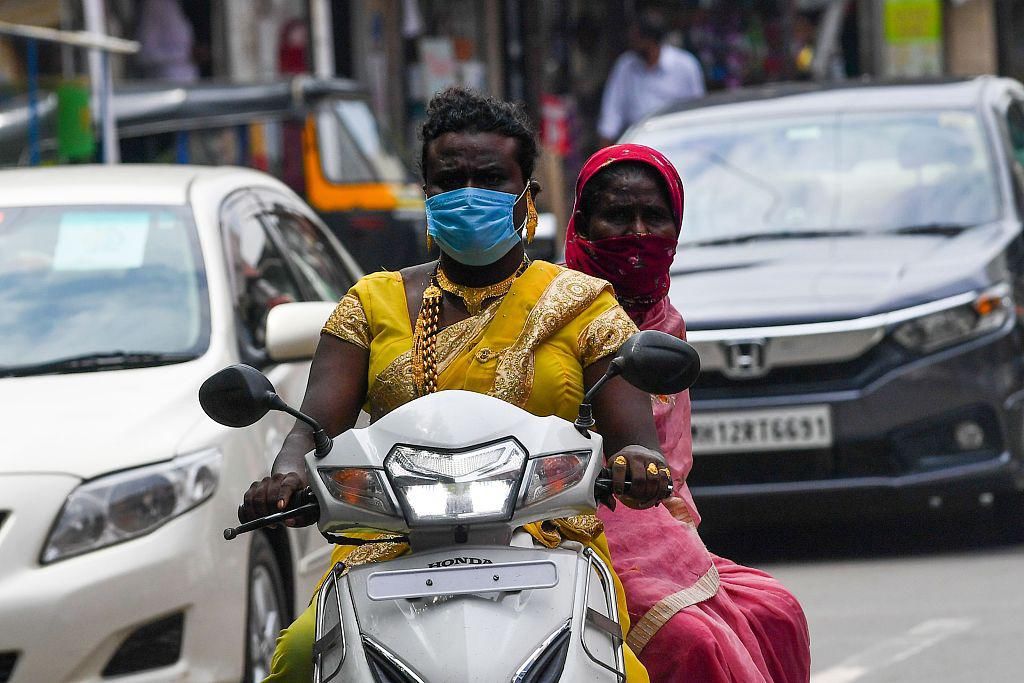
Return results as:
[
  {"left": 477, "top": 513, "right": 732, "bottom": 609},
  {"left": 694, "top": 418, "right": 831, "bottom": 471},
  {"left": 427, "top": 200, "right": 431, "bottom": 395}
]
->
[{"left": 57, "top": 81, "right": 95, "bottom": 161}]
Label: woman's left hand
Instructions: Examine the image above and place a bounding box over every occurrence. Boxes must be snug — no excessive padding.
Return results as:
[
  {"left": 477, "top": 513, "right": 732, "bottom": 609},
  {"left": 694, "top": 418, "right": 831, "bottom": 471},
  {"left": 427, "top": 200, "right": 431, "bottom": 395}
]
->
[{"left": 609, "top": 445, "right": 673, "bottom": 509}]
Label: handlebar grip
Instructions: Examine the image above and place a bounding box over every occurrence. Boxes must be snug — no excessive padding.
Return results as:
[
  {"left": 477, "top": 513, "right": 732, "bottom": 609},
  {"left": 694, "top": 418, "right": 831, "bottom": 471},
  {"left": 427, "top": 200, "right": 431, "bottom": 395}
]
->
[{"left": 594, "top": 466, "right": 674, "bottom": 505}]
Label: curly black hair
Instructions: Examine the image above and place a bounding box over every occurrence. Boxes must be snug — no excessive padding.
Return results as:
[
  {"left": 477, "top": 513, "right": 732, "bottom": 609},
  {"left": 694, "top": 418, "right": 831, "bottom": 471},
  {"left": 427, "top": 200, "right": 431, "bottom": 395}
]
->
[{"left": 419, "top": 86, "right": 539, "bottom": 182}]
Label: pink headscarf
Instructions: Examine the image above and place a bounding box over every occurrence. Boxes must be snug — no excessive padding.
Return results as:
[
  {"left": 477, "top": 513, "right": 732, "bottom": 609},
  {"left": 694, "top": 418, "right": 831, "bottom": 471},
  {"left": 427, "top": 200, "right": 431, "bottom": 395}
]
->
[
  {"left": 565, "top": 144, "right": 684, "bottom": 324},
  {"left": 566, "top": 144, "right": 699, "bottom": 526}
]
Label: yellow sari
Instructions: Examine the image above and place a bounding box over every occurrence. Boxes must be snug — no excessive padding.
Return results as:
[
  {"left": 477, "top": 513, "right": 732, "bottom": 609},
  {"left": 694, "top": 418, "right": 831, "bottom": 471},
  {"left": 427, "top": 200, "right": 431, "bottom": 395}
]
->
[{"left": 267, "top": 261, "right": 648, "bottom": 681}]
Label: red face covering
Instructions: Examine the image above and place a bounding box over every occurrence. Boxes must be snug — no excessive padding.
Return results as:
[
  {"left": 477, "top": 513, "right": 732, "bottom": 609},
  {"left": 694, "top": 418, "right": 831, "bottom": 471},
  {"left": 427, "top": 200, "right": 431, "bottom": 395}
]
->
[
  {"left": 569, "top": 233, "right": 677, "bottom": 317},
  {"left": 564, "top": 145, "right": 684, "bottom": 323}
]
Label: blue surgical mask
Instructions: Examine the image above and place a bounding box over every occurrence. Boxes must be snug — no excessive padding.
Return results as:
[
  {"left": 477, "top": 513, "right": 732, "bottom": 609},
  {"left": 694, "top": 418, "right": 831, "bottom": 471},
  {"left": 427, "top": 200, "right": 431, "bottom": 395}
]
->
[{"left": 425, "top": 185, "right": 527, "bottom": 266}]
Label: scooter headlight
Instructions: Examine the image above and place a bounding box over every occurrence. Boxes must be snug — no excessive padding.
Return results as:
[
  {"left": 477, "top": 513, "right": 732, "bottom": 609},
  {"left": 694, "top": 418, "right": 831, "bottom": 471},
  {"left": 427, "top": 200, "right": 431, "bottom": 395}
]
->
[{"left": 384, "top": 440, "right": 527, "bottom": 525}]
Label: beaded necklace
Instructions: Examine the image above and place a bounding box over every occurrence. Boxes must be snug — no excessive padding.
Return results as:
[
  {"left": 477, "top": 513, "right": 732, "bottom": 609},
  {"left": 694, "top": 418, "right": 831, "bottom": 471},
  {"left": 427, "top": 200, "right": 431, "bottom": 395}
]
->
[{"left": 410, "top": 257, "right": 529, "bottom": 396}]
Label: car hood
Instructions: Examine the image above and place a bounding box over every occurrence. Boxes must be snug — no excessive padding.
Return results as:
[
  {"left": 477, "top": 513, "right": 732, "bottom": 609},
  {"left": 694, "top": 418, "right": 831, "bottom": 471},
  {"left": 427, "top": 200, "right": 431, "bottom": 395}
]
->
[
  {"left": 670, "top": 224, "right": 1012, "bottom": 329},
  {"left": 0, "top": 361, "right": 214, "bottom": 479}
]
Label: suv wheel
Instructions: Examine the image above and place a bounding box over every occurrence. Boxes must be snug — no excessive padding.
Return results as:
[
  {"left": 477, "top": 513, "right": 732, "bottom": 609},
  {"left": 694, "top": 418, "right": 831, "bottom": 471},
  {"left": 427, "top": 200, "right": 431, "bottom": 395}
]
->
[{"left": 244, "top": 533, "right": 288, "bottom": 683}]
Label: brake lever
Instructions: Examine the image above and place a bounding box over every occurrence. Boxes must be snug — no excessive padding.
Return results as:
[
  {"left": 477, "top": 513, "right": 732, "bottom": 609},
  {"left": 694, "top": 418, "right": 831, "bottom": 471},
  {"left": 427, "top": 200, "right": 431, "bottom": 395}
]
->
[{"left": 224, "top": 487, "right": 319, "bottom": 540}]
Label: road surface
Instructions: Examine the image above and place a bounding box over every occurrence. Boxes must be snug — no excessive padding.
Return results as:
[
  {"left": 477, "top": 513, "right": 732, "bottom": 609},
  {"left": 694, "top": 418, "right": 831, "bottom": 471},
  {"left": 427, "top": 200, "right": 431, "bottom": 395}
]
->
[{"left": 707, "top": 513, "right": 1024, "bottom": 682}]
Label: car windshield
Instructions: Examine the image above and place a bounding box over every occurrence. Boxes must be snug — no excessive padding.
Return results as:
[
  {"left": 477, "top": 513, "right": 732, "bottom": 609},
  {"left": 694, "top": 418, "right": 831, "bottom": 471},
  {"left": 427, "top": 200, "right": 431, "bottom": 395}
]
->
[
  {"left": 0, "top": 205, "right": 209, "bottom": 376},
  {"left": 633, "top": 109, "right": 1001, "bottom": 244}
]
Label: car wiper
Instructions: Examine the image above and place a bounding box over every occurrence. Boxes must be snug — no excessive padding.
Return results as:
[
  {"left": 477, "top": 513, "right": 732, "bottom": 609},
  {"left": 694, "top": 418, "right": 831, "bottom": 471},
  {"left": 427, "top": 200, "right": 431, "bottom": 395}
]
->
[
  {"left": 0, "top": 351, "right": 197, "bottom": 378},
  {"left": 885, "top": 222, "right": 974, "bottom": 236},
  {"left": 684, "top": 230, "right": 861, "bottom": 247}
]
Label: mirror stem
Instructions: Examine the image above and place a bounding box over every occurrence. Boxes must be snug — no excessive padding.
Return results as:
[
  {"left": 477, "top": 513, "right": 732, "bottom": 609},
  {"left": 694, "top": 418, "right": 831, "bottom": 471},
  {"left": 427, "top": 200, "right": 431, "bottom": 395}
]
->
[
  {"left": 268, "top": 393, "right": 333, "bottom": 457},
  {"left": 574, "top": 403, "right": 594, "bottom": 437},
  {"left": 575, "top": 359, "right": 623, "bottom": 436}
]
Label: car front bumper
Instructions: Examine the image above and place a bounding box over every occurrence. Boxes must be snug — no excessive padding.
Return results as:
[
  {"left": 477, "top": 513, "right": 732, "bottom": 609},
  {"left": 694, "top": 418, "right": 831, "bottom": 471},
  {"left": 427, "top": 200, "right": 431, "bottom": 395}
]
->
[
  {"left": 0, "top": 473, "right": 248, "bottom": 683},
  {"left": 688, "top": 325, "right": 1024, "bottom": 527}
]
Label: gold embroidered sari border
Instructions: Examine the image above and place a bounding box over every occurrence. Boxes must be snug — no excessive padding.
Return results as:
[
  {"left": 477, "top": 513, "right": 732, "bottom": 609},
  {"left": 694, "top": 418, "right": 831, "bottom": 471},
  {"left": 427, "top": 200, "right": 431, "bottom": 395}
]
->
[{"left": 624, "top": 563, "right": 721, "bottom": 655}]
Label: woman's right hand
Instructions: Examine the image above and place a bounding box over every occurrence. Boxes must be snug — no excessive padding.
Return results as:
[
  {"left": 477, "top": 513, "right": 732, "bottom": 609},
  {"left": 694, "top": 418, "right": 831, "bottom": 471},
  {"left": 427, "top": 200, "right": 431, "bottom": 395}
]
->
[{"left": 239, "top": 471, "right": 315, "bottom": 526}]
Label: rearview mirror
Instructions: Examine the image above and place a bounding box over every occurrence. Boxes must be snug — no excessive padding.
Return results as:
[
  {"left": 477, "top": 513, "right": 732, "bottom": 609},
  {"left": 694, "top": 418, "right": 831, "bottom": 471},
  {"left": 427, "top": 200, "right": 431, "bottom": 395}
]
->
[
  {"left": 576, "top": 330, "right": 700, "bottom": 434},
  {"left": 614, "top": 330, "right": 701, "bottom": 395},
  {"left": 199, "top": 364, "right": 277, "bottom": 427}
]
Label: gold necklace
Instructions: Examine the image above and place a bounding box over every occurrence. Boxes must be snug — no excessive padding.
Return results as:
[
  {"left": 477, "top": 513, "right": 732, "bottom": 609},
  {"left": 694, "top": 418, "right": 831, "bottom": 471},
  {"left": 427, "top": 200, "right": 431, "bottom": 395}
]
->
[
  {"left": 411, "top": 272, "right": 443, "bottom": 396},
  {"left": 435, "top": 257, "right": 530, "bottom": 316}
]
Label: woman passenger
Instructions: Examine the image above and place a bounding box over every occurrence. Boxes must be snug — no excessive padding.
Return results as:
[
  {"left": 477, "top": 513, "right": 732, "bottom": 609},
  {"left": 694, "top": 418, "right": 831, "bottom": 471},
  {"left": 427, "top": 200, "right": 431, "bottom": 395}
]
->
[{"left": 566, "top": 144, "right": 812, "bottom": 682}]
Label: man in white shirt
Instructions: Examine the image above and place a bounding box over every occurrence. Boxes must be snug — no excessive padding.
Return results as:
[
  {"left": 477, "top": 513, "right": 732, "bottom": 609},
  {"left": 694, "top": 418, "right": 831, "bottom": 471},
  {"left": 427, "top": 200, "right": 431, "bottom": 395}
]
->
[{"left": 598, "top": 10, "right": 705, "bottom": 145}]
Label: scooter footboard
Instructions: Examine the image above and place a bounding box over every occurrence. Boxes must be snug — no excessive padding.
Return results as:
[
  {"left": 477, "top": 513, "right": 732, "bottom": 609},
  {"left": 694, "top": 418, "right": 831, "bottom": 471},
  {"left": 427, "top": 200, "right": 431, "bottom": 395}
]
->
[{"left": 313, "top": 545, "right": 628, "bottom": 683}]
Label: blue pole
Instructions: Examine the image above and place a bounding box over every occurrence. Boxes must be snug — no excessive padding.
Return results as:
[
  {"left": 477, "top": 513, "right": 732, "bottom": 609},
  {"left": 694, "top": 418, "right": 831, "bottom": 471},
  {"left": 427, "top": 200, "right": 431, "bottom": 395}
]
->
[
  {"left": 176, "top": 131, "right": 189, "bottom": 163},
  {"left": 26, "top": 38, "right": 40, "bottom": 166}
]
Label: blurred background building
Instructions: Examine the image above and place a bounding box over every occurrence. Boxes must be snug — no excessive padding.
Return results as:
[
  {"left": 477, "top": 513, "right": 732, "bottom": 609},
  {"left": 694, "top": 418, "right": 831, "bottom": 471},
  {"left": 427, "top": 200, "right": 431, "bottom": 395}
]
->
[{"left": 0, "top": 0, "right": 1020, "bottom": 226}]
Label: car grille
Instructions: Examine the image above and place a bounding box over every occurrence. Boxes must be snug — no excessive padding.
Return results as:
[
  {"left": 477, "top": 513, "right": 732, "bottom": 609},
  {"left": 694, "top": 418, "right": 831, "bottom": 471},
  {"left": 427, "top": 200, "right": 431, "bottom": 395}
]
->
[
  {"left": 690, "top": 340, "right": 909, "bottom": 400},
  {"left": 0, "top": 652, "right": 18, "bottom": 683}
]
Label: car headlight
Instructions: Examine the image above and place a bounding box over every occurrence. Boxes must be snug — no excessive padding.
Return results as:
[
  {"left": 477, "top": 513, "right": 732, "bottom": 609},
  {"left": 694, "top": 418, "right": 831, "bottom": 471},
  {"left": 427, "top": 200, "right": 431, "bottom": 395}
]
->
[
  {"left": 892, "top": 285, "right": 1012, "bottom": 353},
  {"left": 384, "top": 440, "right": 527, "bottom": 526},
  {"left": 521, "top": 451, "right": 592, "bottom": 506},
  {"left": 318, "top": 467, "right": 396, "bottom": 515},
  {"left": 42, "top": 449, "right": 222, "bottom": 564}
]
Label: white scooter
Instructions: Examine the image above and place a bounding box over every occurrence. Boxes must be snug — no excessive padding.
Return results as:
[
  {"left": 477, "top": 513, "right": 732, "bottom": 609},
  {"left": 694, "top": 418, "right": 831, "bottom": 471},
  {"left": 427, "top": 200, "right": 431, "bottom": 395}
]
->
[{"left": 200, "top": 330, "right": 699, "bottom": 683}]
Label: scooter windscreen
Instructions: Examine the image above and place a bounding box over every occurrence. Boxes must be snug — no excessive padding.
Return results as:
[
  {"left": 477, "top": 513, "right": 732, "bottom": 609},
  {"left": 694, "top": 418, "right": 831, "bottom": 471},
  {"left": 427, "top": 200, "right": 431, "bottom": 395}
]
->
[{"left": 307, "top": 390, "right": 604, "bottom": 535}]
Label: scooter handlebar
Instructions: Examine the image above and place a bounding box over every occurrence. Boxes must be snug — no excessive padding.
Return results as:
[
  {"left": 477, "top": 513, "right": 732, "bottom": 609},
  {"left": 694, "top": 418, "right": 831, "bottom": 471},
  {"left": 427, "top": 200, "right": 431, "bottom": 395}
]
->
[{"left": 594, "top": 466, "right": 673, "bottom": 508}]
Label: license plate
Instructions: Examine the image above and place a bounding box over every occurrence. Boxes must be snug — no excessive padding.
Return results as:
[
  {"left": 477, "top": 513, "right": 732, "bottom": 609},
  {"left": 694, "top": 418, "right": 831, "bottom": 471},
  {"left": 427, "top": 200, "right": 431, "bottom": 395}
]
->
[
  {"left": 691, "top": 406, "right": 833, "bottom": 454},
  {"left": 366, "top": 560, "right": 558, "bottom": 601}
]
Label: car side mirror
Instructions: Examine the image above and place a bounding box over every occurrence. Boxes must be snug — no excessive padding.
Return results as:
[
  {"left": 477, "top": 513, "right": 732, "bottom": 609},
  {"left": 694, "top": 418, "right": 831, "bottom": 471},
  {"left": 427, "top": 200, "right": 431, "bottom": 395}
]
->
[
  {"left": 575, "top": 330, "right": 700, "bottom": 434},
  {"left": 199, "top": 364, "right": 335, "bottom": 456},
  {"left": 265, "top": 301, "right": 338, "bottom": 362},
  {"left": 199, "top": 364, "right": 278, "bottom": 427}
]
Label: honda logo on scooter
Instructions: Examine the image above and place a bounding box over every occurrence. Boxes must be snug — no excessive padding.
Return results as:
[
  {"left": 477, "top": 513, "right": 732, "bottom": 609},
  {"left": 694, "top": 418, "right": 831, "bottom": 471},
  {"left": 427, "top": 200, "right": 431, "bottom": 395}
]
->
[{"left": 427, "top": 557, "right": 494, "bottom": 568}]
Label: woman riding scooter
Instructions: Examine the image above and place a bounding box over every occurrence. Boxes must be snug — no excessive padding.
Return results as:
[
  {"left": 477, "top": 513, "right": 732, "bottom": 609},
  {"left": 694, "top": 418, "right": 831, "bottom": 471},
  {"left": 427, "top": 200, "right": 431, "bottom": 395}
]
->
[{"left": 241, "top": 89, "right": 671, "bottom": 681}]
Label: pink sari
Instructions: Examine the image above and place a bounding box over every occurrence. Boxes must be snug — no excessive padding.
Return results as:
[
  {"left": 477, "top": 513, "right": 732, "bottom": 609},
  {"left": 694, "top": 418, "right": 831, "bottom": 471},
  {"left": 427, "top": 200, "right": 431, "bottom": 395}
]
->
[{"left": 568, "top": 145, "right": 811, "bottom": 682}]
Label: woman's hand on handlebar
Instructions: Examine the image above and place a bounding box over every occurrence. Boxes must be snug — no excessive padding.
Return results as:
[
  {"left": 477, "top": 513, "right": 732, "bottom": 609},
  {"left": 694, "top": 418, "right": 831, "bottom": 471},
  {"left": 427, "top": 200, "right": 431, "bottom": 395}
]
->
[
  {"left": 608, "top": 445, "right": 672, "bottom": 510},
  {"left": 240, "top": 471, "right": 316, "bottom": 527}
]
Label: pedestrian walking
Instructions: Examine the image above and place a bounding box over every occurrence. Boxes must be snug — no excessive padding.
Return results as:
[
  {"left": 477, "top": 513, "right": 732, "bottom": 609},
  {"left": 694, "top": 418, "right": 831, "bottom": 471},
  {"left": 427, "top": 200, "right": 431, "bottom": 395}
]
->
[{"left": 597, "top": 10, "right": 706, "bottom": 146}]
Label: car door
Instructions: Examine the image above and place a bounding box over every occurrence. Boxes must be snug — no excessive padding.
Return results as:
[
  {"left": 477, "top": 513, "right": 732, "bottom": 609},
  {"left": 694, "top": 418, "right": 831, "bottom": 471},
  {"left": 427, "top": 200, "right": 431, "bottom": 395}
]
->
[{"left": 246, "top": 188, "right": 362, "bottom": 589}]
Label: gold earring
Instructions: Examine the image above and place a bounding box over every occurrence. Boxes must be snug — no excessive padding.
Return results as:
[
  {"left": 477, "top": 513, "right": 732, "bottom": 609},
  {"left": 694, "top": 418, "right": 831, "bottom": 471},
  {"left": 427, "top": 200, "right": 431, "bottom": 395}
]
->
[
  {"left": 426, "top": 227, "right": 434, "bottom": 251},
  {"left": 525, "top": 187, "right": 538, "bottom": 244}
]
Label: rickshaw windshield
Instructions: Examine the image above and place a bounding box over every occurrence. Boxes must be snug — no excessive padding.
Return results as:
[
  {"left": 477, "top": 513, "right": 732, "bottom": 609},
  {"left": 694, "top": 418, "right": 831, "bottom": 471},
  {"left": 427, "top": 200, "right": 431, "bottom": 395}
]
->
[{"left": 317, "top": 99, "right": 410, "bottom": 184}]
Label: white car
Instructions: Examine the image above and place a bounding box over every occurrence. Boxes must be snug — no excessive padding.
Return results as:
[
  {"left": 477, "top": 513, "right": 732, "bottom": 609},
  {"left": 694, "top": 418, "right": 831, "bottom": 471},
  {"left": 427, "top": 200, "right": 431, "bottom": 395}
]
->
[{"left": 0, "top": 165, "right": 362, "bottom": 682}]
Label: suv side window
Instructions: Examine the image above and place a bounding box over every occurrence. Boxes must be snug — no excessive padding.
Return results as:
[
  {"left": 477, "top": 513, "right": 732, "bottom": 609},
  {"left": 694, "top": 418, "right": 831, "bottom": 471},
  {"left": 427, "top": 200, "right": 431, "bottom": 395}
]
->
[{"left": 220, "top": 191, "right": 303, "bottom": 355}]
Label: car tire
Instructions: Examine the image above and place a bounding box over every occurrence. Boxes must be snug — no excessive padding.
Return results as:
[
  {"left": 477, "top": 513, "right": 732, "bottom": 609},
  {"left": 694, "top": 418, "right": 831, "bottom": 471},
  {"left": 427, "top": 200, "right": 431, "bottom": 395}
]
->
[{"left": 244, "top": 533, "right": 289, "bottom": 683}]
